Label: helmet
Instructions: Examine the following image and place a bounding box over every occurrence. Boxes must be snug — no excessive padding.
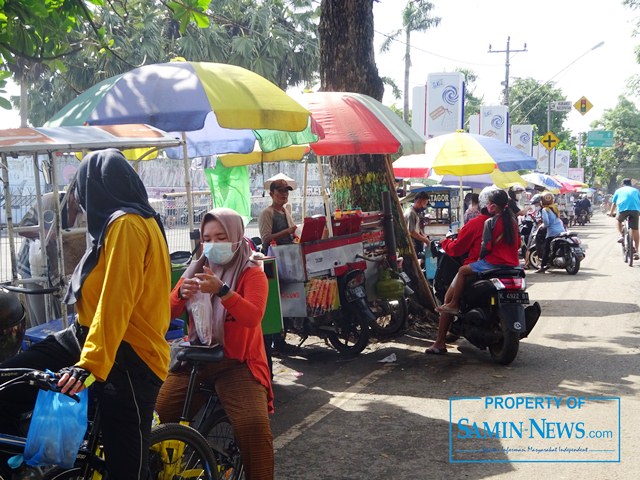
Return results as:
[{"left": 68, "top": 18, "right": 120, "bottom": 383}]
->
[
  {"left": 530, "top": 194, "right": 542, "bottom": 205},
  {"left": 541, "top": 191, "right": 555, "bottom": 206},
  {"left": 509, "top": 185, "right": 526, "bottom": 193},
  {"left": 478, "top": 186, "right": 501, "bottom": 210},
  {"left": 0, "top": 291, "right": 26, "bottom": 362}
]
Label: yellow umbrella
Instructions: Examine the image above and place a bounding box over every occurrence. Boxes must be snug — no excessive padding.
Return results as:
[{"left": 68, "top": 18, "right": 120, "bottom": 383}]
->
[{"left": 218, "top": 143, "right": 309, "bottom": 167}]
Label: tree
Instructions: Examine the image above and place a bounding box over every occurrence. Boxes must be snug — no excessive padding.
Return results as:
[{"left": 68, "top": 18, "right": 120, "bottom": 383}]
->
[
  {"left": 508, "top": 77, "right": 569, "bottom": 142},
  {"left": 589, "top": 96, "right": 640, "bottom": 191},
  {"left": 319, "top": 0, "right": 435, "bottom": 309},
  {"left": 19, "top": 0, "right": 320, "bottom": 126},
  {"left": 379, "top": 0, "right": 441, "bottom": 123}
]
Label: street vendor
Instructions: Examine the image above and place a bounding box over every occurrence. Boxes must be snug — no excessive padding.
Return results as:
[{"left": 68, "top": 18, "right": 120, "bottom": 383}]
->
[
  {"left": 404, "top": 191, "right": 431, "bottom": 255},
  {"left": 258, "top": 179, "right": 298, "bottom": 248},
  {"left": 17, "top": 191, "right": 86, "bottom": 325}
]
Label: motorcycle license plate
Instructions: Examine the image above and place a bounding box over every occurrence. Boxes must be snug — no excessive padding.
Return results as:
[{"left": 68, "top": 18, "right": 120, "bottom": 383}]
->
[{"left": 498, "top": 291, "right": 529, "bottom": 304}]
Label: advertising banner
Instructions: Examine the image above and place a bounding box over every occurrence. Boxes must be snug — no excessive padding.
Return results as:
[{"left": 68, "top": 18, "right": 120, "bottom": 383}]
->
[
  {"left": 554, "top": 150, "right": 571, "bottom": 177},
  {"left": 510, "top": 125, "right": 534, "bottom": 156},
  {"left": 535, "top": 144, "right": 552, "bottom": 174},
  {"left": 468, "top": 114, "right": 480, "bottom": 134},
  {"left": 480, "top": 105, "right": 509, "bottom": 143},
  {"left": 412, "top": 72, "right": 464, "bottom": 139},
  {"left": 568, "top": 168, "right": 585, "bottom": 183}
]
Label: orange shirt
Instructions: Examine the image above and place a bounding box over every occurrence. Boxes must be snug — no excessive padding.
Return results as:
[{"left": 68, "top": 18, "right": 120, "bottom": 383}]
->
[{"left": 171, "top": 266, "right": 273, "bottom": 412}]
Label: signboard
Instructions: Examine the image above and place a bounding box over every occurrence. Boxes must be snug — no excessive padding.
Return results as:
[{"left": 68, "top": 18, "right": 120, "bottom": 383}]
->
[
  {"left": 412, "top": 72, "right": 465, "bottom": 139},
  {"left": 574, "top": 96, "right": 593, "bottom": 115},
  {"left": 568, "top": 167, "right": 585, "bottom": 183},
  {"left": 554, "top": 150, "right": 570, "bottom": 177},
  {"left": 551, "top": 101, "right": 572, "bottom": 112},
  {"left": 510, "top": 125, "right": 534, "bottom": 156},
  {"left": 480, "top": 105, "right": 509, "bottom": 143},
  {"left": 540, "top": 131, "right": 560, "bottom": 151},
  {"left": 468, "top": 114, "right": 480, "bottom": 134},
  {"left": 587, "top": 130, "right": 614, "bottom": 147}
]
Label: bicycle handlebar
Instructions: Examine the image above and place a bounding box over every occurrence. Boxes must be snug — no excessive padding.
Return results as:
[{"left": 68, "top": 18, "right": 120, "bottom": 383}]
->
[{"left": 0, "top": 368, "right": 80, "bottom": 402}]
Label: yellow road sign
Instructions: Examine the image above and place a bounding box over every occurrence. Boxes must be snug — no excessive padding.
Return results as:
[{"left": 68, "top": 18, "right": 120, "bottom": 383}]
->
[
  {"left": 541, "top": 131, "right": 560, "bottom": 151},
  {"left": 574, "top": 96, "right": 593, "bottom": 116}
]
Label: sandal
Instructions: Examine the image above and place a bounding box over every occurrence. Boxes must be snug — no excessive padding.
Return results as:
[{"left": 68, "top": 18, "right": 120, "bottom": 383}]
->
[
  {"left": 425, "top": 346, "right": 448, "bottom": 355},
  {"left": 634, "top": 254, "right": 639, "bottom": 260}
]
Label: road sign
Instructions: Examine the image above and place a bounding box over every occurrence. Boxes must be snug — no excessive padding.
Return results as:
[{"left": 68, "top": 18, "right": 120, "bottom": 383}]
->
[
  {"left": 587, "top": 130, "right": 614, "bottom": 147},
  {"left": 541, "top": 131, "right": 560, "bottom": 151},
  {"left": 574, "top": 96, "right": 593, "bottom": 115},
  {"left": 551, "top": 101, "right": 572, "bottom": 112}
]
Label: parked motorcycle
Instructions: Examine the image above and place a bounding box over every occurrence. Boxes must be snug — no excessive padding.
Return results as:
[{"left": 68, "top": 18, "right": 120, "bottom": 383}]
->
[
  {"left": 527, "top": 223, "right": 585, "bottom": 274},
  {"left": 282, "top": 262, "right": 374, "bottom": 356},
  {"left": 431, "top": 241, "right": 541, "bottom": 365}
]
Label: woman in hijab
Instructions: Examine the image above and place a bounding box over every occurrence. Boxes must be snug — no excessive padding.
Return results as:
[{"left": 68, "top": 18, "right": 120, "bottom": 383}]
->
[
  {"left": 155, "top": 208, "right": 273, "bottom": 480},
  {"left": 0, "top": 149, "right": 171, "bottom": 480}
]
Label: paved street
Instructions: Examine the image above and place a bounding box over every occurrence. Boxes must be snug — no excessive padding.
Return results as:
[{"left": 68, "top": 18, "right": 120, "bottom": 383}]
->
[{"left": 270, "top": 212, "right": 639, "bottom": 479}]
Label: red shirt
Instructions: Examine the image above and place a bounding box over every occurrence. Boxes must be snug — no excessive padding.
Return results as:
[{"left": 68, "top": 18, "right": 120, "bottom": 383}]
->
[
  {"left": 481, "top": 215, "right": 521, "bottom": 267},
  {"left": 171, "top": 266, "right": 273, "bottom": 412},
  {"left": 441, "top": 214, "right": 491, "bottom": 265}
]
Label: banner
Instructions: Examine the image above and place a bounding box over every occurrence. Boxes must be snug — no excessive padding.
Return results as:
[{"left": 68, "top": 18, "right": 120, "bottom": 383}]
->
[
  {"left": 411, "top": 73, "right": 464, "bottom": 139},
  {"left": 554, "top": 150, "right": 570, "bottom": 177},
  {"left": 535, "top": 144, "right": 552, "bottom": 174},
  {"left": 468, "top": 114, "right": 480, "bottom": 134},
  {"left": 510, "top": 125, "right": 533, "bottom": 156},
  {"left": 568, "top": 168, "right": 585, "bottom": 183},
  {"left": 480, "top": 105, "right": 509, "bottom": 143}
]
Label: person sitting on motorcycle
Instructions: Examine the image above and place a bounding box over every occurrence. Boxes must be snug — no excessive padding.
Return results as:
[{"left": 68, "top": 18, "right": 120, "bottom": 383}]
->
[
  {"left": 536, "top": 191, "right": 566, "bottom": 273},
  {"left": 436, "top": 189, "right": 521, "bottom": 316},
  {"left": 575, "top": 195, "right": 591, "bottom": 219},
  {"left": 522, "top": 194, "right": 542, "bottom": 269},
  {"left": 425, "top": 187, "right": 494, "bottom": 355},
  {"left": 507, "top": 185, "right": 528, "bottom": 217}
]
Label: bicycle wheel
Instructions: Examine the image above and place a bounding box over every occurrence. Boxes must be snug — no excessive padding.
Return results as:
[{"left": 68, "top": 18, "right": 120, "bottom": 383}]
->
[
  {"left": 628, "top": 227, "right": 634, "bottom": 267},
  {"left": 148, "top": 423, "right": 218, "bottom": 480},
  {"left": 199, "top": 410, "right": 244, "bottom": 480},
  {"left": 622, "top": 226, "right": 629, "bottom": 261}
]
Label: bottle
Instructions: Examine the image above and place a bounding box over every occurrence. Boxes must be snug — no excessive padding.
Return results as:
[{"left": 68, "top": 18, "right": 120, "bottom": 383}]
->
[{"left": 335, "top": 209, "right": 342, "bottom": 220}]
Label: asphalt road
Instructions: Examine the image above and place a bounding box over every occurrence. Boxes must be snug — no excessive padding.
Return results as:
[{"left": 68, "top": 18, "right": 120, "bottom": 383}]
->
[{"left": 270, "top": 212, "right": 639, "bottom": 479}]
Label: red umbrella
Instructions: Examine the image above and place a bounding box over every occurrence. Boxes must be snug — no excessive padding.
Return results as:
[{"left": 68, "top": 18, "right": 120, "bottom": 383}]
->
[{"left": 298, "top": 92, "right": 425, "bottom": 156}]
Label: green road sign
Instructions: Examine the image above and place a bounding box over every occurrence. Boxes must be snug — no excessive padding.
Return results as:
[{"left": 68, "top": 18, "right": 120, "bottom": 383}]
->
[{"left": 587, "top": 130, "right": 614, "bottom": 147}]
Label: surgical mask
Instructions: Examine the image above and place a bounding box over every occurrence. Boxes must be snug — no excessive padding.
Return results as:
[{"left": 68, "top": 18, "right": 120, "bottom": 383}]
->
[{"left": 203, "top": 242, "right": 237, "bottom": 265}]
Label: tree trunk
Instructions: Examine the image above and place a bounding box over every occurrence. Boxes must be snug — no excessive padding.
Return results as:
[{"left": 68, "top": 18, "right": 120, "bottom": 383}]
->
[
  {"left": 403, "top": 29, "right": 411, "bottom": 124},
  {"left": 319, "top": 0, "right": 435, "bottom": 310}
]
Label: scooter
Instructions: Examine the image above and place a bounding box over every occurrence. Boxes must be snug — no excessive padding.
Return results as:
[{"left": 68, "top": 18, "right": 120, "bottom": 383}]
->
[
  {"left": 431, "top": 241, "right": 541, "bottom": 365},
  {"left": 527, "top": 223, "right": 585, "bottom": 275},
  {"left": 281, "top": 262, "right": 375, "bottom": 356}
]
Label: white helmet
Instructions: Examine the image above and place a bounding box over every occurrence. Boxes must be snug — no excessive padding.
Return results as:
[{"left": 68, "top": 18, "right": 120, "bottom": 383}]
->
[{"left": 478, "top": 186, "right": 501, "bottom": 210}]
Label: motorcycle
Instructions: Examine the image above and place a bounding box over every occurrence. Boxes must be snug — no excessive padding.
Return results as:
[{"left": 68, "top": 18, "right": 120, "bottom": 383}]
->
[
  {"left": 431, "top": 241, "right": 541, "bottom": 365},
  {"left": 574, "top": 206, "right": 592, "bottom": 226},
  {"left": 527, "top": 223, "right": 585, "bottom": 275},
  {"left": 281, "top": 261, "right": 375, "bottom": 356}
]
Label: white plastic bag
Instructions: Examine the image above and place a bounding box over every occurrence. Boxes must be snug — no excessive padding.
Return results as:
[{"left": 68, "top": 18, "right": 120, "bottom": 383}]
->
[
  {"left": 186, "top": 292, "right": 224, "bottom": 346},
  {"left": 28, "top": 239, "right": 46, "bottom": 277}
]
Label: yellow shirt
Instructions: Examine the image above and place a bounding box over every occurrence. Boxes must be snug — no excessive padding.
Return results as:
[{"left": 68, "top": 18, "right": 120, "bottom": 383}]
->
[{"left": 76, "top": 214, "right": 171, "bottom": 381}]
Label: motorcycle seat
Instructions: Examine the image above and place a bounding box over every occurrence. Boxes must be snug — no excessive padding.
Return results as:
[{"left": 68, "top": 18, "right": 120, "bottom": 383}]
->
[{"left": 476, "top": 267, "right": 525, "bottom": 280}]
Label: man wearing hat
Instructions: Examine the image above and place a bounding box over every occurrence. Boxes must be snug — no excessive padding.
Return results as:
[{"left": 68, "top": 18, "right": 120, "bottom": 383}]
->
[{"left": 259, "top": 179, "right": 298, "bottom": 247}]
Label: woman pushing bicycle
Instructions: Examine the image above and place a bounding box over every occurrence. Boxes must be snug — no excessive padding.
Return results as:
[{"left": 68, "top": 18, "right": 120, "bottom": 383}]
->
[{"left": 155, "top": 208, "right": 274, "bottom": 480}]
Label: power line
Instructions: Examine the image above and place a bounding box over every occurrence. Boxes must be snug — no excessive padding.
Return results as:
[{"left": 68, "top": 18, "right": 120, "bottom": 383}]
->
[{"left": 487, "top": 36, "right": 527, "bottom": 106}]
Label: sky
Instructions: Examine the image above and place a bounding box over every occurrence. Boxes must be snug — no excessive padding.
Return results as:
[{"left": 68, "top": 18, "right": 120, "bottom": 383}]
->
[
  {"left": 1, "top": 0, "right": 637, "bottom": 134},
  {"left": 372, "top": 0, "right": 640, "bottom": 134}
]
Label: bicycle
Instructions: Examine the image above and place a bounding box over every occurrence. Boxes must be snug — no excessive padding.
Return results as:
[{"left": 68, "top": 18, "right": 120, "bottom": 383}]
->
[
  {"left": 0, "top": 367, "right": 218, "bottom": 480},
  {"left": 621, "top": 216, "right": 634, "bottom": 267},
  {"left": 171, "top": 344, "right": 244, "bottom": 480}
]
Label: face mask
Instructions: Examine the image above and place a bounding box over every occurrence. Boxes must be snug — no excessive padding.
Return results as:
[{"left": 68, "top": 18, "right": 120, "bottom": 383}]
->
[
  {"left": 203, "top": 242, "right": 237, "bottom": 265},
  {"left": 415, "top": 207, "right": 426, "bottom": 213},
  {"left": 487, "top": 203, "right": 498, "bottom": 215},
  {"left": 515, "top": 194, "right": 522, "bottom": 200}
]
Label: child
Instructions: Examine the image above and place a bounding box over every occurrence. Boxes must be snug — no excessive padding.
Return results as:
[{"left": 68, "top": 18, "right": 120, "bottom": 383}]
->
[{"left": 436, "top": 189, "right": 521, "bottom": 315}]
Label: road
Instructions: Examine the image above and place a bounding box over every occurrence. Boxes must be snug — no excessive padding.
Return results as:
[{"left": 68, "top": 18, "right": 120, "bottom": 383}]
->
[{"left": 270, "top": 212, "right": 639, "bottom": 479}]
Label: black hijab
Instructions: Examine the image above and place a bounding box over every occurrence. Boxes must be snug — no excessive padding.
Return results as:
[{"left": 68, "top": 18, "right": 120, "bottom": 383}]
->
[{"left": 64, "top": 148, "right": 166, "bottom": 304}]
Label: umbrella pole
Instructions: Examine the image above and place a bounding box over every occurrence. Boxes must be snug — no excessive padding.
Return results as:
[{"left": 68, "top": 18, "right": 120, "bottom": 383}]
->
[
  {"left": 181, "top": 132, "right": 195, "bottom": 241},
  {"left": 459, "top": 177, "right": 464, "bottom": 230},
  {"left": 302, "top": 159, "right": 308, "bottom": 218},
  {"left": 317, "top": 156, "right": 333, "bottom": 237}
]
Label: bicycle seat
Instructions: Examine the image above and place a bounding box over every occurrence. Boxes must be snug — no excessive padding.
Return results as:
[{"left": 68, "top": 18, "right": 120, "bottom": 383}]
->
[{"left": 176, "top": 345, "right": 224, "bottom": 363}]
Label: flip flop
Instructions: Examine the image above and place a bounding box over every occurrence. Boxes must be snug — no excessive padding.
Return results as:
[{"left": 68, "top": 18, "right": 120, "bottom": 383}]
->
[
  {"left": 425, "top": 346, "right": 448, "bottom": 355},
  {"left": 634, "top": 254, "right": 639, "bottom": 260},
  {"left": 435, "top": 305, "right": 461, "bottom": 315}
]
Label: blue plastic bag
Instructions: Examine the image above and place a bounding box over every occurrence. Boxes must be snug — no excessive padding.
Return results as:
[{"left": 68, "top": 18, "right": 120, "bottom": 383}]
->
[{"left": 24, "top": 388, "right": 88, "bottom": 468}]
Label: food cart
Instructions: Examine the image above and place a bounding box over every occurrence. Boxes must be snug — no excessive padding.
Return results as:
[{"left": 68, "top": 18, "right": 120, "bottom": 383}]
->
[
  {"left": 408, "top": 185, "right": 470, "bottom": 237},
  {"left": 0, "top": 124, "right": 182, "bottom": 329}
]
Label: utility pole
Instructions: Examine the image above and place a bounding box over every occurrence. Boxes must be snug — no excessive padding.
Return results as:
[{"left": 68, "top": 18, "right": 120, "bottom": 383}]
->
[{"left": 488, "top": 36, "right": 527, "bottom": 107}]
